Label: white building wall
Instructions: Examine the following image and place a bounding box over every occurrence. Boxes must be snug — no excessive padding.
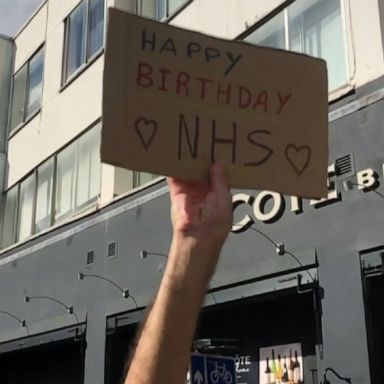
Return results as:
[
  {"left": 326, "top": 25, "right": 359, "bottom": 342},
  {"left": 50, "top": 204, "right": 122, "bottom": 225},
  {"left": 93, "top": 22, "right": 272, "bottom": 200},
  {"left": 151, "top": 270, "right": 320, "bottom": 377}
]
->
[
  {"left": 5, "top": 0, "right": 115, "bottom": 191},
  {"left": 346, "top": 0, "right": 384, "bottom": 87},
  {"left": 13, "top": 3, "right": 47, "bottom": 72}
]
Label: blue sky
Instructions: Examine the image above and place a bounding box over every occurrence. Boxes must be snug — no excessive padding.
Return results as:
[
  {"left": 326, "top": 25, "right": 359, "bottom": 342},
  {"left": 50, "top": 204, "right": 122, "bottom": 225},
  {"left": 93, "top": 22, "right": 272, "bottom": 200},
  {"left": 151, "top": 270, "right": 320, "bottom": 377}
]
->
[{"left": 0, "top": 0, "right": 44, "bottom": 37}]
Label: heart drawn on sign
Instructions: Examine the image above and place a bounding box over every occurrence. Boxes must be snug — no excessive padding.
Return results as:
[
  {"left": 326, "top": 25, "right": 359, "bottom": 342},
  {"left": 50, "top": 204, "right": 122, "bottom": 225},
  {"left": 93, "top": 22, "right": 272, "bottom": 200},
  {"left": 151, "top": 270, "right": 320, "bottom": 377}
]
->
[
  {"left": 134, "top": 117, "right": 158, "bottom": 150},
  {"left": 284, "top": 144, "right": 312, "bottom": 175}
]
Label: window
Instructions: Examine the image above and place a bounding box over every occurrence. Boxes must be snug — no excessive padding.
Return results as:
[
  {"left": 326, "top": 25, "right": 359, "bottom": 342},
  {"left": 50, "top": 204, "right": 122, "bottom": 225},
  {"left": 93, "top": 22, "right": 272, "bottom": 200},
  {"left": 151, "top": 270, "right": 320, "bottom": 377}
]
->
[
  {"left": 0, "top": 186, "right": 18, "bottom": 249},
  {"left": 133, "top": 171, "right": 157, "bottom": 188},
  {"left": 17, "top": 173, "right": 36, "bottom": 241},
  {"left": 9, "top": 47, "right": 44, "bottom": 132},
  {"left": 55, "top": 123, "right": 101, "bottom": 223},
  {"left": 0, "top": 124, "right": 101, "bottom": 249},
  {"left": 64, "top": 0, "right": 105, "bottom": 82},
  {"left": 244, "top": 0, "right": 348, "bottom": 91},
  {"left": 55, "top": 141, "right": 77, "bottom": 222},
  {"left": 139, "top": 0, "right": 189, "bottom": 20},
  {"left": 35, "top": 159, "right": 54, "bottom": 232},
  {"left": 158, "top": 0, "right": 188, "bottom": 19},
  {"left": 76, "top": 126, "right": 101, "bottom": 209}
]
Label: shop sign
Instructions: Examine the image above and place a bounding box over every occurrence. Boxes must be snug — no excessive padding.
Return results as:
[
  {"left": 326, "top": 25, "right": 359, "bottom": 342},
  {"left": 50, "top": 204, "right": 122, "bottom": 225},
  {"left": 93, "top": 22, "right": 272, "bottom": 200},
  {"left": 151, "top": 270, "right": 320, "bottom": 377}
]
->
[
  {"left": 190, "top": 353, "right": 236, "bottom": 384},
  {"left": 232, "top": 164, "right": 384, "bottom": 232},
  {"left": 234, "top": 354, "right": 258, "bottom": 384}
]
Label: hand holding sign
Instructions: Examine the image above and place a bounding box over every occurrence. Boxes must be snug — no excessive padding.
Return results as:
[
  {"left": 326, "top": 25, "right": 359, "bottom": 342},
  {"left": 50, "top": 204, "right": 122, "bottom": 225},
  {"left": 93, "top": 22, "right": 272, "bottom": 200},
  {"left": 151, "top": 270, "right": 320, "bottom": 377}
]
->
[{"left": 102, "top": 9, "right": 328, "bottom": 198}]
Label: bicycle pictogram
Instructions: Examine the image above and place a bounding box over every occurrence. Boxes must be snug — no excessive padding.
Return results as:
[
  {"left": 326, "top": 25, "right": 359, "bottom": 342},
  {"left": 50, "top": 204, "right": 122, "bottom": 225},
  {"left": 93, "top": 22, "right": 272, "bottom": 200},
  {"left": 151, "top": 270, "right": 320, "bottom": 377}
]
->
[{"left": 209, "top": 361, "right": 233, "bottom": 384}]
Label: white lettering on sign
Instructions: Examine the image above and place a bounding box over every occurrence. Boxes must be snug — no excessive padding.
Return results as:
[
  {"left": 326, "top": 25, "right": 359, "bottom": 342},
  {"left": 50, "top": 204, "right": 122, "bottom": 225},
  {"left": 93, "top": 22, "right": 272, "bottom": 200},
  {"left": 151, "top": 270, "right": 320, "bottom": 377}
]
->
[
  {"left": 235, "top": 355, "right": 252, "bottom": 373},
  {"left": 232, "top": 163, "right": 384, "bottom": 233},
  {"left": 357, "top": 168, "right": 378, "bottom": 190},
  {"left": 253, "top": 191, "right": 284, "bottom": 223}
]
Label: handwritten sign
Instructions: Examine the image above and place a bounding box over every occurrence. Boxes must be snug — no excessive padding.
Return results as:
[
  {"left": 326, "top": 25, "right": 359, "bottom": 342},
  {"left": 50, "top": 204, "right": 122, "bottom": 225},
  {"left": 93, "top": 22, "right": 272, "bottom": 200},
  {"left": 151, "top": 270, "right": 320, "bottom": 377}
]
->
[{"left": 102, "top": 9, "right": 328, "bottom": 198}]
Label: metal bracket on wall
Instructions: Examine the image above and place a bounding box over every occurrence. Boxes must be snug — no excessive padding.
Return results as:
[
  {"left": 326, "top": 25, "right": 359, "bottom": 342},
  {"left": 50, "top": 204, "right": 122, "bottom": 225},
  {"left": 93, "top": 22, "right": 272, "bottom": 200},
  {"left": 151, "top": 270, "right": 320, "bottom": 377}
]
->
[{"left": 296, "top": 272, "right": 325, "bottom": 360}]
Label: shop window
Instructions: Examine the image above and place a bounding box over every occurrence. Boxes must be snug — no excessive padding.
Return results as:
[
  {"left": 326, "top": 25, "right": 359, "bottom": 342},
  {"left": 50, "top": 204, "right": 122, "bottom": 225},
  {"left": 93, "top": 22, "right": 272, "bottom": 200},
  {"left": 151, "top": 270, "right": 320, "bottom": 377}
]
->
[
  {"left": 63, "top": 0, "right": 105, "bottom": 82},
  {"left": 9, "top": 47, "right": 44, "bottom": 132},
  {"left": 0, "top": 186, "right": 18, "bottom": 249},
  {"left": 17, "top": 173, "right": 36, "bottom": 241},
  {"left": 244, "top": 0, "right": 348, "bottom": 91}
]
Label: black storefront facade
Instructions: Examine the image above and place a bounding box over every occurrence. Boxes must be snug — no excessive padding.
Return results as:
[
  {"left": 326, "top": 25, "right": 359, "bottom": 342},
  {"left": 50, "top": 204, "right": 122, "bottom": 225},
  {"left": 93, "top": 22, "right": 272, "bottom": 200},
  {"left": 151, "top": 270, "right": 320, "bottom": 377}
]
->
[{"left": 0, "top": 79, "right": 384, "bottom": 384}]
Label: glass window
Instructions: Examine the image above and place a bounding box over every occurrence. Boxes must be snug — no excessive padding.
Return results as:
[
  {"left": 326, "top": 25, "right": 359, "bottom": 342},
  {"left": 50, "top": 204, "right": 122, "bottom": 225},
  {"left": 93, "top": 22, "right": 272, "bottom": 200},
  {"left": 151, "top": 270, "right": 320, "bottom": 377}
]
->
[
  {"left": 148, "top": 0, "right": 188, "bottom": 20},
  {"left": 76, "top": 124, "right": 101, "bottom": 209},
  {"left": 9, "top": 65, "right": 28, "bottom": 131},
  {"left": 26, "top": 47, "right": 44, "bottom": 117},
  {"left": 17, "top": 173, "right": 36, "bottom": 241},
  {"left": 9, "top": 47, "right": 44, "bottom": 133},
  {"left": 134, "top": 172, "right": 157, "bottom": 188},
  {"left": 244, "top": 11, "right": 285, "bottom": 49},
  {"left": 244, "top": 0, "right": 347, "bottom": 91},
  {"left": 64, "top": 0, "right": 105, "bottom": 82},
  {"left": 0, "top": 186, "right": 18, "bottom": 249},
  {"left": 88, "top": 0, "right": 105, "bottom": 58},
  {"left": 65, "top": 1, "right": 87, "bottom": 80},
  {"left": 169, "top": 0, "right": 187, "bottom": 13},
  {"left": 55, "top": 141, "right": 77, "bottom": 222},
  {"left": 156, "top": 0, "right": 167, "bottom": 20},
  {"left": 35, "top": 158, "right": 54, "bottom": 232}
]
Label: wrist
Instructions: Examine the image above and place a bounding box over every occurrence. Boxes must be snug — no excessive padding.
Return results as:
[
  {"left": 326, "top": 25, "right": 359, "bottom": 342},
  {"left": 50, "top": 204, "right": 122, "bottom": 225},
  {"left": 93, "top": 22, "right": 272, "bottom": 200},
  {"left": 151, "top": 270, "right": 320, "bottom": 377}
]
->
[{"left": 163, "top": 234, "right": 221, "bottom": 293}]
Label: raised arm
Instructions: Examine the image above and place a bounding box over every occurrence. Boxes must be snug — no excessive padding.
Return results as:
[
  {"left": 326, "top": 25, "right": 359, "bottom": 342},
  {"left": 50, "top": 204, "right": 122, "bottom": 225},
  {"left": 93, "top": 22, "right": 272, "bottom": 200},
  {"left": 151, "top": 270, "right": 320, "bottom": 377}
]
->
[{"left": 124, "top": 162, "right": 233, "bottom": 384}]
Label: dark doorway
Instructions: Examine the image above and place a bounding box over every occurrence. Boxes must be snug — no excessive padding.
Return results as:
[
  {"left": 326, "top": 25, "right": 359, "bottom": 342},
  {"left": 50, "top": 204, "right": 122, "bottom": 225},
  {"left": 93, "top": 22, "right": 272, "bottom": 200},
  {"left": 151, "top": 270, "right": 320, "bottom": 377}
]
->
[
  {"left": 361, "top": 249, "right": 384, "bottom": 384},
  {"left": 196, "top": 288, "right": 318, "bottom": 384},
  {"left": 0, "top": 336, "right": 85, "bottom": 384}
]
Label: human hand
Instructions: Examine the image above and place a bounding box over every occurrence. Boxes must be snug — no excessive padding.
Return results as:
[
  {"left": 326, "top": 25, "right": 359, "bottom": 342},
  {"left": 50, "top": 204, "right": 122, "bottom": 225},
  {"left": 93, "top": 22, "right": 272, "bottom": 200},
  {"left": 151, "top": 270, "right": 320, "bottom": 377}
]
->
[{"left": 167, "top": 162, "right": 233, "bottom": 255}]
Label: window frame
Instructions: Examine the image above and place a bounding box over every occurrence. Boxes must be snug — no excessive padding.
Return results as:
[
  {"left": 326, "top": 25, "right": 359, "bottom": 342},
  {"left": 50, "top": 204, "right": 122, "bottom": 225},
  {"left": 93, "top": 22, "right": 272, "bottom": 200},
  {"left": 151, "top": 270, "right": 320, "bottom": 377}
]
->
[
  {"left": 62, "top": 0, "right": 106, "bottom": 86},
  {"left": 8, "top": 45, "right": 45, "bottom": 136},
  {"left": 238, "top": 0, "right": 353, "bottom": 99}
]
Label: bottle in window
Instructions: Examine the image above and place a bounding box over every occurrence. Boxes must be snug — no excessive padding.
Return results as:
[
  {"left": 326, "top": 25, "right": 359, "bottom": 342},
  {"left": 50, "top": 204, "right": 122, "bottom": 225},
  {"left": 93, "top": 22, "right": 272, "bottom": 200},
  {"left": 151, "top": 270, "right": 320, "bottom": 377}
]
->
[
  {"left": 271, "top": 349, "right": 277, "bottom": 383},
  {"left": 288, "top": 348, "right": 294, "bottom": 383},
  {"left": 293, "top": 350, "right": 301, "bottom": 384},
  {"left": 276, "top": 354, "right": 283, "bottom": 383},
  {"left": 282, "top": 355, "right": 289, "bottom": 383},
  {"left": 265, "top": 357, "right": 272, "bottom": 383}
]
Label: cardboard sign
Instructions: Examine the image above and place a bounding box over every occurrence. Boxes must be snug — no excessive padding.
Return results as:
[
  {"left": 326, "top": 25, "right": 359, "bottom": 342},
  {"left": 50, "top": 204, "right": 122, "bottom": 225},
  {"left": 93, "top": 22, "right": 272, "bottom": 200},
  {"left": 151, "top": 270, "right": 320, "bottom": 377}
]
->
[{"left": 102, "top": 9, "right": 328, "bottom": 198}]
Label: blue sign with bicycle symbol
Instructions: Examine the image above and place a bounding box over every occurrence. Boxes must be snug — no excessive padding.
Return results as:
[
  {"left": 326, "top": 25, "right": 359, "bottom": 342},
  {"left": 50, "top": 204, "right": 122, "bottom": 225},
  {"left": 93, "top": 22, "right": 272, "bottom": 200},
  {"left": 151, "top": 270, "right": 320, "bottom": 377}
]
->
[{"left": 190, "top": 353, "right": 236, "bottom": 384}]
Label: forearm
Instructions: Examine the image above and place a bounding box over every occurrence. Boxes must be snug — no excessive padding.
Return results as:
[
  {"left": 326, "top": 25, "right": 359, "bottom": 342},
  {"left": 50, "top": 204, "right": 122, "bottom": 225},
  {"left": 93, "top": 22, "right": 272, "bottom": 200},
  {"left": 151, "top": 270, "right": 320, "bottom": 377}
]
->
[{"left": 125, "top": 236, "right": 219, "bottom": 384}]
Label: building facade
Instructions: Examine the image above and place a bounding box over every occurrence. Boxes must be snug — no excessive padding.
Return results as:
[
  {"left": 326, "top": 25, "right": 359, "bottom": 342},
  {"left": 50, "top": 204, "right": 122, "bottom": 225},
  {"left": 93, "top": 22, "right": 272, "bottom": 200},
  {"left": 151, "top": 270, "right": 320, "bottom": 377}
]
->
[{"left": 0, "top": 1, "right": 383, "bottom": 383}]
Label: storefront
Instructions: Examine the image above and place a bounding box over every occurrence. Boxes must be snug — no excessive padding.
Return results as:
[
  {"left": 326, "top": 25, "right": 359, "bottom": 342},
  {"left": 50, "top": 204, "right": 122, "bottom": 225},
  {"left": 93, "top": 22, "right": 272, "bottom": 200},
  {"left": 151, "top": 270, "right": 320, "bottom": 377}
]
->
[{"left": 0, "top": 325, "right": 85, "bottom": 384}]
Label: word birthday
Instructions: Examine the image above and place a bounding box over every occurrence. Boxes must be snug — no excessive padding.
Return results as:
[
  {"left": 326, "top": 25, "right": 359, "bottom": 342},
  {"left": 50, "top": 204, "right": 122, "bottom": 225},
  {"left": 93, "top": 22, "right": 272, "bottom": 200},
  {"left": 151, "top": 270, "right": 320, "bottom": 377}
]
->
[
  {"left": 140, "top": 28, "right": 243, "bottom": 75},
  {"left": 136, "top": 61, "right": 293, "bottom": 114}
]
